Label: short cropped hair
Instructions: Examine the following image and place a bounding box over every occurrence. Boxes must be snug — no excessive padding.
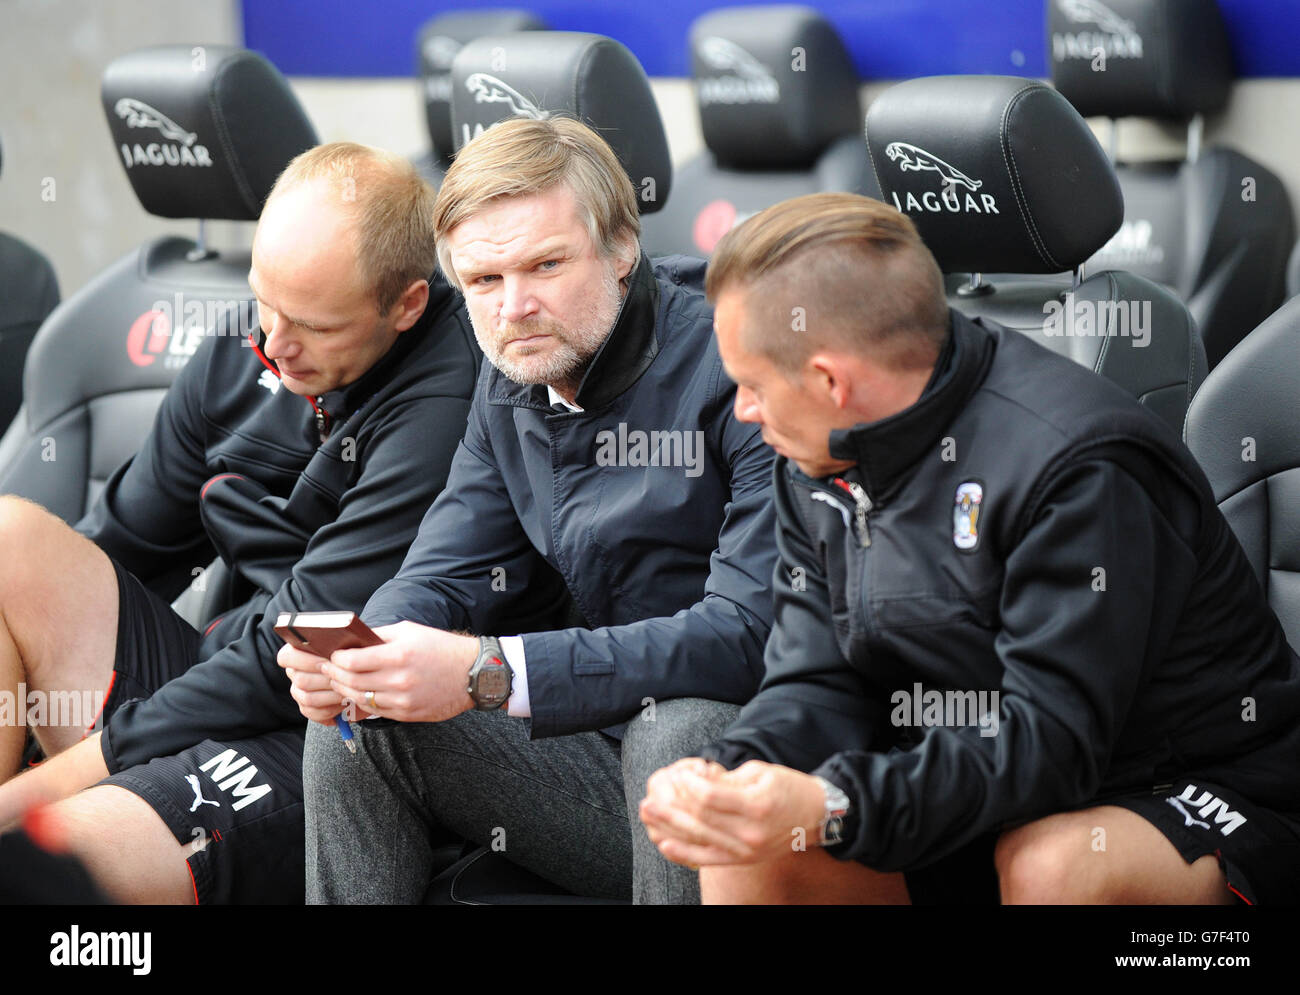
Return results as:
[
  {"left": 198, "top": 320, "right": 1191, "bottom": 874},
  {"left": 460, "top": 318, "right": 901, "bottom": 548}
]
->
[
  {"left": 432, "top": 117, "right": 640, "bottom": 289},
  {"left": 706, "top": 192, "right": 950, "bottom": 372},
  {"left": 267, "top": 142, "right": 438, "bottom": 314}
]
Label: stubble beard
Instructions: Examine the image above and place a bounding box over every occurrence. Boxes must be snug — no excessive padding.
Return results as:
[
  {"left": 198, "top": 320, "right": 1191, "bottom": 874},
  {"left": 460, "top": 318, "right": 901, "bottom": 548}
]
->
[{"left": 471, "top": 262, "right": 624, "bottom": 398}]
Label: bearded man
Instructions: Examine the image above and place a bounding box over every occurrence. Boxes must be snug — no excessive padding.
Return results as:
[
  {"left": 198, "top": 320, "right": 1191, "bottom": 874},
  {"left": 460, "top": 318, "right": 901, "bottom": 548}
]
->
[{"left": 282, "top": 117, "right": 779, "bottom": 904}]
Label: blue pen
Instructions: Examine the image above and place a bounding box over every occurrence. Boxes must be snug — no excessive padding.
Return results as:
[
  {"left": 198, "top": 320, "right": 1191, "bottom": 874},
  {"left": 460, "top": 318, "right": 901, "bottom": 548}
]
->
[{"left": 335, "top": 712, "right": 356, "bottom": 753}]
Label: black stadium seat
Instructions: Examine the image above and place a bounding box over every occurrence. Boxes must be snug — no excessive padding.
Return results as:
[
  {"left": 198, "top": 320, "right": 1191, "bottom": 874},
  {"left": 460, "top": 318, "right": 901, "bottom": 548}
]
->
[
  {"left": 1185, "top": 294, "right": 1300, "bottom": 649},
  {"left": 0, "top": 136, "right": 61, "bottom": 439},
  {"left": 865, "top": 74, "right": 1204, "bottom": 436},
  {"left": 412, "top": 8, "right": 547, "bottom": 187},
  {"left": 0, "top": 45, "right": 317, "bottom": 539},
  {"left": 1049, "top": 0, "right": 1295, "bottom": 370},
  {"left": 639, "top": 4, "right": 878, "bottom": 257}
]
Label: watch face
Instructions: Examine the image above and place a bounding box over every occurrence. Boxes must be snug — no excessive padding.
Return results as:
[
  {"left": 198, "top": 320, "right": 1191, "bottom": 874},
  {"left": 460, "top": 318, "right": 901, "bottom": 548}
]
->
[{"left": 476, "top": 661, "right": 509, "bottom": 700}]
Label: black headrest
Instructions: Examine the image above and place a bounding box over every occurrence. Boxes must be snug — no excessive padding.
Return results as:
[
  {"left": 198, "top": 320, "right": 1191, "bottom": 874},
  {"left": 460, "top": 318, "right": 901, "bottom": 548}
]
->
[
  {"left": 449, "top": 32, "right": 672, "bottom": 214},
  {"left": 416, "top": 10, "right": 547, "bottom": 164},
  {"left": 1049, "top": 0, "right": 1234, "bottom": 120},
  {"left": 102, "top": 45, "right": 319, "bottom": 221},
  {"left": 690, "top": 5, "right": 861, "bottom": 169},
  {"left": 865, "top": 75, "right": 1123, "bottom": 274}
]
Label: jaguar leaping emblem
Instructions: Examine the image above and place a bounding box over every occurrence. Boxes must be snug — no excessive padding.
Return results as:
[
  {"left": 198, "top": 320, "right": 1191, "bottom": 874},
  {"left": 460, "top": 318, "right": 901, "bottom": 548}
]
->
[
  {"left": 696, "top": 37, "right": 773, "bottom": 81},
  {"left": 464, "top": 73, "right": 546, "bottom": 119},
  {"left": 114, "top": 98, "right": 198, "bottom": 146},
  {"left": 884, "top": 142, "right": 983, "bottom": 192},
  {"left": 1058, "top": 0, "right": 1138, "bottom": 37}
]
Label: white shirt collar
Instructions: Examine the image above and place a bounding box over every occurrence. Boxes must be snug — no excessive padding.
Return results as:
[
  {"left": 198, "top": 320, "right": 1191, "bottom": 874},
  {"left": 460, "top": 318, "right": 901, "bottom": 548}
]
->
[{"left": 546, "top": 385, "right": 583, "bottom": 412}]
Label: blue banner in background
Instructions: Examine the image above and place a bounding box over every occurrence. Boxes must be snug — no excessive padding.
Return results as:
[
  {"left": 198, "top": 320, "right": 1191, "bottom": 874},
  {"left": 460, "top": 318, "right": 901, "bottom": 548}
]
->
[{"left": 242, "top": 0, "right": 1300, "bottom": 79}]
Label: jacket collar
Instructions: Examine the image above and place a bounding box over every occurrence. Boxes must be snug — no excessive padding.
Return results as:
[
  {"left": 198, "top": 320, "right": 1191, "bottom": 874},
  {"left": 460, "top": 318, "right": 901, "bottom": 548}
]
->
[
  {"left": 487, "top": 249, "right": 661, "bottom": 412},
  {"left": 825, "top": 309, "right": 995, "bottom": 500},
  {"left": 322, "top": 269, "right": 460, "bottom": 414}
]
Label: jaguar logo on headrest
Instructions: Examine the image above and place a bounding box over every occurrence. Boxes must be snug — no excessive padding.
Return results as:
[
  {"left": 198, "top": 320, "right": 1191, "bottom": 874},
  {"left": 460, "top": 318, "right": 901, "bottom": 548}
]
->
[
  {"left": 1053, "top": 0, "right": 1143, "bottom": 61},
  {"left": 115, "top": 98, "right": 197, "bottom": 146},
  {"left": 885, "top": 143, "right": 981, "bottom": 191},
  {"left": 464, "top": 73, "right": 547, "bottom": 119},
  {"left": 115, "top": 97, "right": 212, "bottom": 169},
  {"left": 883, "top": 142, "right": 998, "bottom": 216},
  {"left": 1059, "top": 0, "right": 1136, "bottom": 36},
  {"left": 696, "top": 37, "right": 779, "bottom": 105}
]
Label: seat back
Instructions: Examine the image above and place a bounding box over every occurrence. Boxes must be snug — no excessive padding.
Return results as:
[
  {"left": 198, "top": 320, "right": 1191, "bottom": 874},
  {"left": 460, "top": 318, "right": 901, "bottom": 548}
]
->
[
  {"left": 1049, "top": 0, "right": 1295, "bottom": 369},
  {"left": 0, "top": 236, "right": 59, "bottom": 439},
  {"left": 640, "top": 4, "right": 876, "bottom": 257},
  {"left": 448, "top": 31, "right": 672, "bottom": 216},
  {"left": 0, "top": 44, "right": 317, "bottom": 524},
  {"left": 865, "top": 74, "right": 1204, "bottom": 435},
  {"left": 412, "top": 8, "right": 547, "bottom": 186},
  {"left": 0, "top": 137, "right": 62, "bottom": 437},
  {"left": 1185, "top": 296, "right": 1300, "bottom": 648}
]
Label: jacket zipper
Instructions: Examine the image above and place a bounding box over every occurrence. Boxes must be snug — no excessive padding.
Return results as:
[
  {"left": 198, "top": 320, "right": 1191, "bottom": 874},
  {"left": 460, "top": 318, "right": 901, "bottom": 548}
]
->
[
  {"left": 807, "top": 476, "right": 873, "bottom": 547},
  {"left": 247, "top": 334, "right": 331, "bottom": 441},
  {"left": 313, "top": 397, "right": 330, "bottom": 440},
  {"left": 833, "top": 478, "right": 872, "bottom": 547}
]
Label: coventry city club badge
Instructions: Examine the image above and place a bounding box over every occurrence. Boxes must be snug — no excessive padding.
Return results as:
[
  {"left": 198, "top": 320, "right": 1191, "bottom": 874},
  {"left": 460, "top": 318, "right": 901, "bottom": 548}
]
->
[{"left": 953, "top": 481, "right": 983, "bottom": 551}]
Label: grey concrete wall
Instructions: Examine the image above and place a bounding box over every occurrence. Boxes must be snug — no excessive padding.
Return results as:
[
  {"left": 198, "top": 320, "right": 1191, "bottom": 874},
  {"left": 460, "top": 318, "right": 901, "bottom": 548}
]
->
[{"left": 0, "top": 0, "right": 243, "bottom": 296}]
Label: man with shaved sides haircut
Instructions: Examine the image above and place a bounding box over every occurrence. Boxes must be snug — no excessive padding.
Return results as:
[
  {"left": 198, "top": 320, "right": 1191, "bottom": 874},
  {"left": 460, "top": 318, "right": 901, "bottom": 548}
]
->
[
  {"left": 642, "top": 192, "right": 1300, "bottom": 906},
  {"left": 0, "top": 142, "right": 480, "bottom": 904}
]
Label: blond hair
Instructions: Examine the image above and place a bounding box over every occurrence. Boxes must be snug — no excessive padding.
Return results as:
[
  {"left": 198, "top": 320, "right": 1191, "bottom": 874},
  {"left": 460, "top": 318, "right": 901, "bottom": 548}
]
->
[
  {"left": 432, "top": 117, "right": 640, "bottom": 289},
  {"left": 707, "top": 192, "right": 949, "bottom": 372},
  {"left": 267, "top": 142, "right": 438, "bottom": 314}
]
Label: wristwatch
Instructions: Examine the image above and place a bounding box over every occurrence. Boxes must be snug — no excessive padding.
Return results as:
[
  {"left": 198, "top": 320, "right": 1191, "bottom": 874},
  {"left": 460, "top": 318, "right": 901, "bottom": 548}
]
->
[
  {"left": 813, "top": 775, "right": 851, "bottom": 847},
  {"left": 466, "top": 635, "right": 513, "bottom": 710}
]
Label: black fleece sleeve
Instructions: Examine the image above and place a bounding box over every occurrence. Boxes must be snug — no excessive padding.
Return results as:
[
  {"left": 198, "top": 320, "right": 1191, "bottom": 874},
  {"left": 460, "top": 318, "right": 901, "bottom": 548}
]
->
[{"left": 814, "top": 458, "right": 1197, "bottom": 870}]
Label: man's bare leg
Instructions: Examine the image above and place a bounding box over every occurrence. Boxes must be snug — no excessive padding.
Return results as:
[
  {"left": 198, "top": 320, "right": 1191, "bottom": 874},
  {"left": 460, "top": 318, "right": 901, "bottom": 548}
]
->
[
  {"left": 701, "top": 848, "right": 911, "bottom": 904},
  {"left": 996, "top": 805, "right": 1236, "bottom": 904},
  {"left": 36, "top": 784, "right": 198, "bottom": 904},
  {"left": 0, "top": 496, "right": 119, "bottom": 779}
]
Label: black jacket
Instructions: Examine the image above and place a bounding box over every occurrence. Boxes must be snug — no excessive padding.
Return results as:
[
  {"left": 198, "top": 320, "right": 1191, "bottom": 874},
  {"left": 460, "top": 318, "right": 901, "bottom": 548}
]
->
[
  {"left": 703, "top": 309, "right": 1300, "bottom": 871},
  {"left": 363, "top": 254, "right": 778, "bottom": 737},
  {"left": 80, "top": 274, "right": 480, "bottom": 772}
]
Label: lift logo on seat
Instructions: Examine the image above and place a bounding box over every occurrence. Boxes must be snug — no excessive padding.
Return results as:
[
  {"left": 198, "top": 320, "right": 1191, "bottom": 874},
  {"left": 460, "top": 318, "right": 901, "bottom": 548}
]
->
[
  {"left": 126, "top": 309, "right": 204, "bottom": 369},
  {"left": 883, "top": 142, "right": 999, "bottom": 215},
  {"left": 1052, "top": 0, "right": 1144, "bottom": 62},
  {"left": 1091, "top": 219, "right": 1166, "bottom": 268},
  {"left": 115, "top": 98, "right": 213, "bottom": 169},
  {"left": 696, "top": 37, "right": 779, "bottom": 105},
  {"left": 693, "top": 200, "right": 757, "bottom": 253}
]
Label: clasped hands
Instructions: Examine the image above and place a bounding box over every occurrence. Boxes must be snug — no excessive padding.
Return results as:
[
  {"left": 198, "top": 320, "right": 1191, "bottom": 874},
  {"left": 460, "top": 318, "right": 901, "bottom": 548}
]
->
[{"left": 638, "top": 757, "right": 829, "bottom": 868}]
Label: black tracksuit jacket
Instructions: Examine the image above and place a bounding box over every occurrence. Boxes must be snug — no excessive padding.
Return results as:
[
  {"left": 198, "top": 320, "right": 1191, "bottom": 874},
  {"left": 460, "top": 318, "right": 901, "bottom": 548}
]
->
[
  {"left": 78, "top": 274, "right": 480, "bottom": 772},
  {"left": 702, "top": 309, "right": 1300, "bottom": 871}
]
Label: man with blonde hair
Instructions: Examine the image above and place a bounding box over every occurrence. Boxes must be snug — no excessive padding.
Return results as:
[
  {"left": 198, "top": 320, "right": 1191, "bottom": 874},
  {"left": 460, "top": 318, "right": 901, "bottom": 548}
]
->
[
  {"left": 641, "top": 192, "right": 1300, "bottom": 906},
  {"left": 0, "top": 142, "right": 480, "bottom": 904},
  {"left": 283, "top": 117, "right": 778, "bottom": 904}
]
